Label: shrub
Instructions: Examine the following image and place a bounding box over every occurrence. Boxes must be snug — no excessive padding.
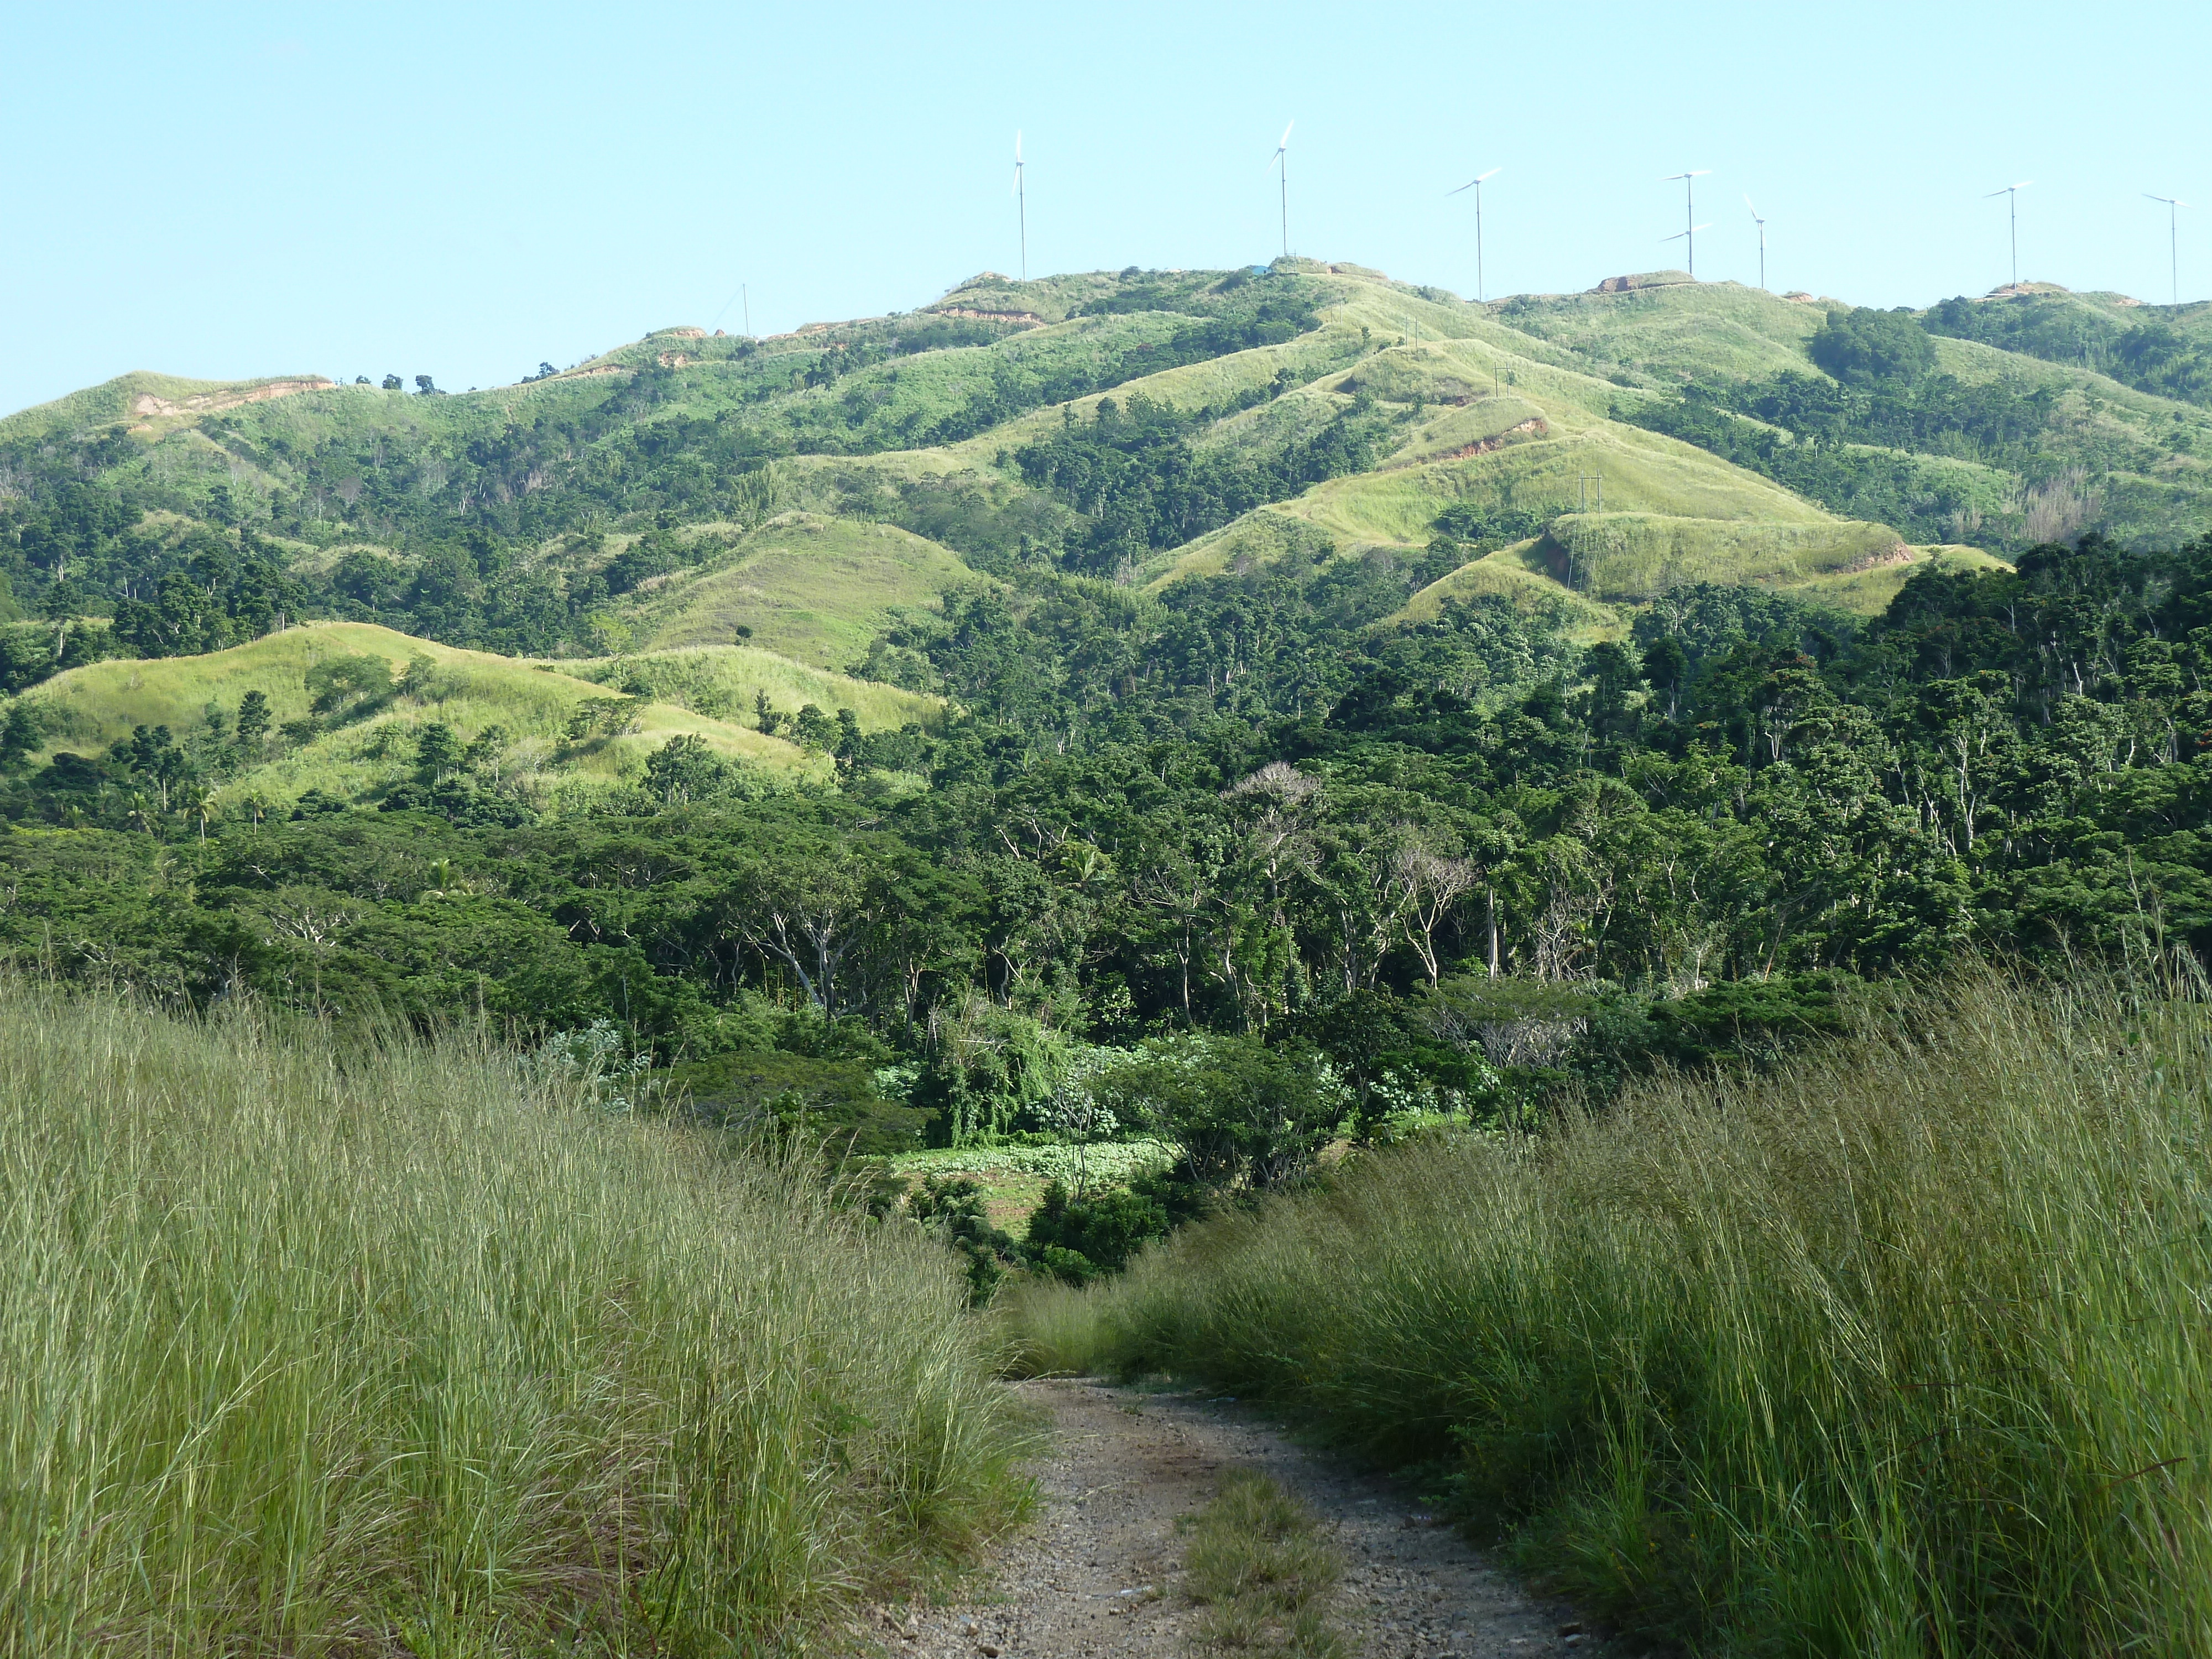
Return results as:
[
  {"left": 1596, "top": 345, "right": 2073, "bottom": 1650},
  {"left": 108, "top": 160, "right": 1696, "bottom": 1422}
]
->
[
  {"left": 671, "top": 1047, "right": 927, "bottom": 1155},
  {"left": 908, "top": 1173, "right": 1015, "bottom": 1303},
  {"left": 1091, "top": 1032, "right": 1347, "bottom": 1197},
  {"left": 1020, "top": 1178, "right": 1169, "bottom": 1283}
]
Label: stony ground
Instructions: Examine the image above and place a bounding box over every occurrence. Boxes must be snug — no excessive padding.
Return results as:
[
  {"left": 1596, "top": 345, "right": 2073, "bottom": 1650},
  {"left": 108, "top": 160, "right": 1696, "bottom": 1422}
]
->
[{"left": 867, "top": 1379, "right": 1615, "bottom": 1658}]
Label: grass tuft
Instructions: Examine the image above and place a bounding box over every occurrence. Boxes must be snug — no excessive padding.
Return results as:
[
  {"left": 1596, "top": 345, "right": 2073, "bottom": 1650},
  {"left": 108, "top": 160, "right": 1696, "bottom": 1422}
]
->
[{"left": 1183, "top": 1470, "right": 1350, "bottom": 1657}]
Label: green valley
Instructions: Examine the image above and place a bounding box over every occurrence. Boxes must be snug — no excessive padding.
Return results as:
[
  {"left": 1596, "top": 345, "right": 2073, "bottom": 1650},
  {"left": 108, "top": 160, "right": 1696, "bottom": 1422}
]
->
[{"left": 7, "top": 256, "right": 2212, "bottom": 1656}]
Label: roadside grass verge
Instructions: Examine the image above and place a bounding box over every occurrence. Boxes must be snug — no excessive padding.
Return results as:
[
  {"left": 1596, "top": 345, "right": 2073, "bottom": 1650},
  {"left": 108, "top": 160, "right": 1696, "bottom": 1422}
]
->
[
  {"left": 1008, "top": 973, "right": 2212, "bottom": 1655},
  {"left": 1182, "top": 1470, "right": 1349, "bottom": 1658},
  {"left": 0, "top": 982, "right": 1030, "bottom": 1654}
]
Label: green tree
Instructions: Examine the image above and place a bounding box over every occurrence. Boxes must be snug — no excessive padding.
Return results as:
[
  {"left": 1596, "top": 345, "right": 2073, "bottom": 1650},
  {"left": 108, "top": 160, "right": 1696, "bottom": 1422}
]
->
[
  {"left": 0, "top": 701, "right": 41, "bottom": 772},
  {"left": 1094, "top": 1033, "right": 1345, "bottom": 1196},
  {"left": 643, "top": 734, "right": 733, "bottom": 805},
  {"left": 415, "top": 723, "right": 463, "bottom": 780},
  {"left": 305, "top": 655, "right": 394, "bottom": 718},
  {"left": 234, "top": 690, "right": 271, "bottom": 748},
  {"left": 1808, "top": 307, "right": 1936, "bottom": 387}
]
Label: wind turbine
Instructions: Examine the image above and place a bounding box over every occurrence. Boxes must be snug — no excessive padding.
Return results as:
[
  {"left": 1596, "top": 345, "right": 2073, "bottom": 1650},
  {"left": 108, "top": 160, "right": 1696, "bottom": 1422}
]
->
[
  {"left": 1986, "top": 181, "right": 2032, "bottom": 289},
  {"left": 1012, "top": 132, "right": 1027, "bottom": 281},
  {"left": 1662, "top": 170, "right": 1710, "bottom": 277},
  {"left": 2146, "top": 194, "right": 2188, "bottom": 305},
  {"left": 1745, "top": 195, "right": 1767, "bottom": 290},
  {"left": 711, "top": 280, "right": 750, "bottom": 337},
  {"left": 1449, "top": 166, "right": 1501, "bottom": 302},
  {"left": 1268, "top": 122, "right": 1293, "bottom": 261},
  {"left": 1663, "top": 223, "right": 1713, "bottom": 276}
]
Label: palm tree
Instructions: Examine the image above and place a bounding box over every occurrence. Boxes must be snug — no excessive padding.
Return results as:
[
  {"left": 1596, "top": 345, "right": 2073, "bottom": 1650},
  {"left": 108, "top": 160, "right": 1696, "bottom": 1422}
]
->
[
  {"left": 124, "top": 792, "right": 153, "bottom": 835},
  {"left": 186, "top": 786, "right": 219, "bottom": 843}
]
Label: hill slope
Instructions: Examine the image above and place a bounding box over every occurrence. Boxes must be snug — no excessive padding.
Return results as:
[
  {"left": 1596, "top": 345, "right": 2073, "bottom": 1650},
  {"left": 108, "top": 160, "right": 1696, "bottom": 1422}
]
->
[
  {"left": 14, "top": 621, "right": 942, "bottom": 806},
  {"left": 619, "top": 513, "right": 987, "bottom": 668},
  {"left": 3, "top": 258, "right": 2205, "bottom": 713}
]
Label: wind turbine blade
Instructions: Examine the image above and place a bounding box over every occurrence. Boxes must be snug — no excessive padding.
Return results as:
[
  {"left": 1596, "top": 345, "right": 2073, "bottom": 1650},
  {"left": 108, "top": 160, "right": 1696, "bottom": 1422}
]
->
[
  {"left": 1744, "top": 193, "right": 1760, "bottom": 217},
  {"left": 1015, "top": 131, "right": 1022, "bottom": 162},
  {"left": 1690, "top": 169, "right": 1711, "bottom": 178},
  {"left": 1449, "top": 180, "right": 1475, "bottom": 195},
  {"left": 1477, "top": 166, "right": 1500, "bottom": 182},
  {"left": 1280, "top": 121, "right": 1294, "bottom": 150}
]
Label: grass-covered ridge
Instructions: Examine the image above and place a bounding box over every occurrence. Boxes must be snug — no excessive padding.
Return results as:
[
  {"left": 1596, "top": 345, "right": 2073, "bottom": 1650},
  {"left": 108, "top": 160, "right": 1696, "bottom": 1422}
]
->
[
  {"left": 18, "top": 620, "right": 843, "bottom": 807},
  {"left": 623, "top": 512, "right": 986, "bottom": 669},
  {"left": 0, "top": 980, "right": 1029, "bottom": 1651},
  {"left": 1009, "top": 974, "right": 2212, "bottom": 1654}
]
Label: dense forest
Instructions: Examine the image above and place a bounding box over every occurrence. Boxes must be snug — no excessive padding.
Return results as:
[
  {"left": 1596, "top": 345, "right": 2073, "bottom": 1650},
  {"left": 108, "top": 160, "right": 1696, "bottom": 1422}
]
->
[{"left": 3, "top": 530, "right": 2206, "bottom": 1160}]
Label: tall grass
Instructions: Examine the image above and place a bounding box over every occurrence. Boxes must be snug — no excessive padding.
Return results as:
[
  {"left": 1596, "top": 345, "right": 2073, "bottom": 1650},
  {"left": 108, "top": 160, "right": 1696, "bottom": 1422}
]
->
[
  {"left": 0, "top": 983, "right": 1027, "bottom": 1654},
  {"left": 1009, "top": 975, "right": 2212, "bottom": 1655}
]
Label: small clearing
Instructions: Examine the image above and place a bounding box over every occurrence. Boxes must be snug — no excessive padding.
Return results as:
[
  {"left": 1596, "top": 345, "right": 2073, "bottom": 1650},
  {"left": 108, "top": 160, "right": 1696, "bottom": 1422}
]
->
[{"left": 871, "top": 1379, "right": 1606, "bottom": 1658}]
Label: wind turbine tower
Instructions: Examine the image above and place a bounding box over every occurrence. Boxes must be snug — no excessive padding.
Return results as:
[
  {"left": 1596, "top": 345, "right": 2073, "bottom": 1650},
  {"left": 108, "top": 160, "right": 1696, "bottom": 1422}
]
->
[
  {"left": 1269, "top": 123, "right": 1293, "bottom": 260},
  {"left": 1449, "top": 166, "right": 1501, "bottom": 301},
  {"left": 2146, "top": 194, "right": 2188, "bottom": 305},
  {"left": 1013, "top": 132, "right": 1027, "bottom": 281},
  {"left": 1986, "top": 181, "right": 2032, "bottom": 289},
  {"left": 1745, "top": 195, "right": 1767, "bottom": 290},
  {"left": 1663, "top": 171, "right": 1711, "bottom": 277}
]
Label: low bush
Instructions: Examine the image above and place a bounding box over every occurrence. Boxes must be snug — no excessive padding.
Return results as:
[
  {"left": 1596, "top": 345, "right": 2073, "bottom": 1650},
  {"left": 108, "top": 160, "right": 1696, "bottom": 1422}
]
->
[{"left": 1021, "top": 1178, "right": 1170, "bottom": 1282}]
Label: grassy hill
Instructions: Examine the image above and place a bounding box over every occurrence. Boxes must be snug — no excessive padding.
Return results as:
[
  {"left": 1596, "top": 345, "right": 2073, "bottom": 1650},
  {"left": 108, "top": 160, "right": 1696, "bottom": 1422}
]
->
[
  {"left": 617, "top": 512, "right": 987, "bottom": 669},
  {"left": 4, "top": 257, "right": 2208, "bottom": 703},
  {"left": 15, "top": 621, "right": 909, "bottom": 806},
  {"left": 1501, "top": 276, "right": 2212, "bottom": 550}
]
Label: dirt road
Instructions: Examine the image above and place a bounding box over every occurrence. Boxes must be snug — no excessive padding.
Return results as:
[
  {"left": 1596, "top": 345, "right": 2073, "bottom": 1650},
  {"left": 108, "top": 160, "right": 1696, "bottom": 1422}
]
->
[{"left": 872, "top": 1379, "right": 1603, "bottom": 1658}]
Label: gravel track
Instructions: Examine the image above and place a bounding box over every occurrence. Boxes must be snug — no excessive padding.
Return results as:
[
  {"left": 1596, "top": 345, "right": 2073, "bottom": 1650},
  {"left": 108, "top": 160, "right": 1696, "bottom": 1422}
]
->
[{"left": 868, "top": 1379, "right": 1606, "bottom": 1659}]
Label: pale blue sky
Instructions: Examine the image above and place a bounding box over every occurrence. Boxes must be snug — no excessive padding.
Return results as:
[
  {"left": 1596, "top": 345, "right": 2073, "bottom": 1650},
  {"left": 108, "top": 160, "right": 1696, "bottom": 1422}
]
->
[{"left": 4, "top": 1, "right": 2205, "bottom": 416}]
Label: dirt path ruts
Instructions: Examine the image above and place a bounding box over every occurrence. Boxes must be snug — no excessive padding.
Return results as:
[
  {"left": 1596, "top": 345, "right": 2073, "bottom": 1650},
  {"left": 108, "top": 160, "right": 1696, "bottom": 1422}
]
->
[{"left": 873, "top": 1379, "right": 1604, "bottom": 1658}]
